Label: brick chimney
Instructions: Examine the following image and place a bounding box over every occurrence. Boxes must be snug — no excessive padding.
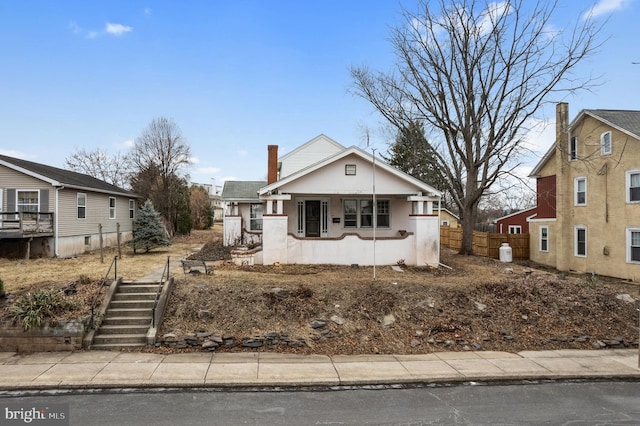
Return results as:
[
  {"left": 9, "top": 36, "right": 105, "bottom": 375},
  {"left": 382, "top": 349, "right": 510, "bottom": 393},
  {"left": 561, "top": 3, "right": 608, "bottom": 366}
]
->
[{"left": 267, "top": 145, "right": 278, "bottom": 184}]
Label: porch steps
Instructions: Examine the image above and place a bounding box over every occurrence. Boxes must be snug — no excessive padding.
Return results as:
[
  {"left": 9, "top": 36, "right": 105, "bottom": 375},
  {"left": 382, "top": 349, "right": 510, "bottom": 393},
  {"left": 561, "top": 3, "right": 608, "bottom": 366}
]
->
[{"left": 91, "top": 280, "right": 160, "bottom": 351}]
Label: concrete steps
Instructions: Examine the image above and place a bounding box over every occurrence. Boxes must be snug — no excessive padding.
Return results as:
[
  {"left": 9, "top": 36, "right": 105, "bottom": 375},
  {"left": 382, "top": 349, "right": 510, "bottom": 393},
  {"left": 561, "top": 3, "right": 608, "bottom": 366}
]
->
[{"left": 91, "top": 280, "right": 160, "bottom": 350}]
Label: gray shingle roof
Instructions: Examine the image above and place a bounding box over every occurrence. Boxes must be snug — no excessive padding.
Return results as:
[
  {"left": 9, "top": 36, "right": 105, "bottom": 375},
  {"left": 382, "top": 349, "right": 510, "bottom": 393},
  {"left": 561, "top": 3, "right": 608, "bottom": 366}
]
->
[
  {"left": 584, "top": 109, "right": 640, "bottom": 139},
  {"left": 0, "top": 154, "right": 138, "bottom": 197},
  {"left": 221, "top": 181, "right": 266, "bottom": 201}
]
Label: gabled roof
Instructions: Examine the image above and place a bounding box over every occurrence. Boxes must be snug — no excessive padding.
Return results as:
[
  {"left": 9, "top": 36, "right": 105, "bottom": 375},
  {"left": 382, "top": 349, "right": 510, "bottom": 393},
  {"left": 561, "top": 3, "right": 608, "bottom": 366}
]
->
[
  {"left": 0, "top": 154, "right": 138, "bottom": 197},
  {"left": 438, "top": 207, "right": 460, "bottom": 220},
  {"left": 278, "top": 134, "right": 345, "bottom": 163},
  {"left": 221, "top": 181, "right": 267, "bottom": 201},
  {"left": 529, "top": 108, "right": 640, "bottom": 178},
  {"left": 578, "top": 110, "right": 640, "bottom": 140},
  {"left": 259, "top": 145, "right": 442, "bottom": 197},
  {"left": 495, "top": 206, "right": 537, "bottom": 222}
]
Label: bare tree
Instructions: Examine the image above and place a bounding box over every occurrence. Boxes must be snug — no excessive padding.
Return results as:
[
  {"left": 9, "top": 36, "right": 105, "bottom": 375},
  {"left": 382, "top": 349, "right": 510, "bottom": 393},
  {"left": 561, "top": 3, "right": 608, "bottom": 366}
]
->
[
  {"left": 130, "top": 117, "right": 191, "bottom": 234},
  {"left": 65, "top": 147, "right": 132, "bottom": 189},
  {"left": 351, "top": 0, "right": 602, "bottom": 254}
]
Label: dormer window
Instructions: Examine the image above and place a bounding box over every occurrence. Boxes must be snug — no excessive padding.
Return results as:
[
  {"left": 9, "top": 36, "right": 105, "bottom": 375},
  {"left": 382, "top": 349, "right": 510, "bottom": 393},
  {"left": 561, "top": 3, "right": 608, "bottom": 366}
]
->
[{"left": 345, "top": 164, "right": 356, "bottom": 175}]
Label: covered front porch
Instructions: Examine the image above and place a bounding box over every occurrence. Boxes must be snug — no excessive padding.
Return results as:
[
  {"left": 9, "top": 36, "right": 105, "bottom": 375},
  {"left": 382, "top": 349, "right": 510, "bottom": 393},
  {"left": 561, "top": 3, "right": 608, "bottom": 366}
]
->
[{"left": 259, "top": 194, "right": 440, "bottom": 266}]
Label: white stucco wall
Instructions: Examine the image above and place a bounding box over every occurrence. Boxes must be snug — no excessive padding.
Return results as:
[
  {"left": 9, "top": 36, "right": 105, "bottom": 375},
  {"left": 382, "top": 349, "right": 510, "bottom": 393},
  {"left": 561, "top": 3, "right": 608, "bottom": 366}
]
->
[{"left": 262, "top": 215, "right": 289, "bottom": 264}]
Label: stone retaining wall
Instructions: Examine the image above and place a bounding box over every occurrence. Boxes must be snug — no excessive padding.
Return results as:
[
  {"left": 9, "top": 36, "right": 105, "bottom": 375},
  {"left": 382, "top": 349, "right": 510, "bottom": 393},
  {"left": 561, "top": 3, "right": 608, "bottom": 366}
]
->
[{"left": 0, "top": 320, "right": 85, "bottom": 352}]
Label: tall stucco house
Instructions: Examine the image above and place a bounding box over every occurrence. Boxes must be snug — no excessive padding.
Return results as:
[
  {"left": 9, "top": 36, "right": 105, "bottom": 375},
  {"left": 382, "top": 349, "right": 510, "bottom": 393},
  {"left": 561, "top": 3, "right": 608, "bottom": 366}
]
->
[
  {"left": 221, "top": 134, "right": 442, "bottom": 266},
  {"left": 0, "top": 155, "right": 140, "bottom": 258},
  {"left": 528, "top": 103, "right": 640, "bottom": 281}
]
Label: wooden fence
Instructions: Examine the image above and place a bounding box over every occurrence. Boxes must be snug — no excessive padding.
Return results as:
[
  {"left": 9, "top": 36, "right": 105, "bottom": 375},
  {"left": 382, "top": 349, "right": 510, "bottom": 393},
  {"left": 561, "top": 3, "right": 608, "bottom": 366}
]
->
[{"left": 440, "top": 227, "right": 529, "bottom": 259}]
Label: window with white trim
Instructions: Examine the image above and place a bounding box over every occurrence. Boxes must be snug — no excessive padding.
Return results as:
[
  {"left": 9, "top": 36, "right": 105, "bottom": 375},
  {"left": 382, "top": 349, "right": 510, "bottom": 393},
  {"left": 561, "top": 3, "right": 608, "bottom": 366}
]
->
[
  {"left": 508, "top": 225, "right": 522, "bottom": 234},
  {"left": 540, "top": 226, "right": 549, "bottom": 252},
  {"left": 77, "top": 193, "right": 86, "bottom": 219},
  {"left": 628, "top": 228, "right": 640, "bottom": 263},
  {"left": 109, "top": 197, "right": 116, "bottom": 219},
  {"left": 575, "top": 226, "right": 587, "bottom": 257},
  {"left": 129, "top": 199, "right": 135, "bottom": 219},
  {"left": 569, "top": 136, "right": 577, "bottom": 161},
  {"left": 441, "top": 220, "right": 450, "bottom": 226},
  {"left": 343, "top": 199, "right": 390, "bottom": 228},
  {"left": 574, "top": 177, "right": 586, "bottom": 206},
  {"left": 627, "top": 170, "right": 640, "bottom": 203},
  {"left": 250, "top": 203, "right": 263, "bottom": 231},
  {"left": 17, "top": 190, "right": 39, "bottom": 213},
  {"left": 601, "top": 131, "right": 612, "bottom": 155}
]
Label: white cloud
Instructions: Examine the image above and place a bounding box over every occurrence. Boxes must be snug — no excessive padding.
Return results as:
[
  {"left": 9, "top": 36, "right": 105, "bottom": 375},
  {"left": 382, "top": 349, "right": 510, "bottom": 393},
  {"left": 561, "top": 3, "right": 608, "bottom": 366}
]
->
[
  {"left": 70, "top": 21, "right": 132, "bottom": 38},
  {"left": 122, "top": 139, "right": 135, "bottom": 148},
  {"left": 106, "top": 22, "right": 132, "bottom": 36},
  {"left": 237, "top": 150, "right": 249, "bottom": 157},
  {"left": 144, "top": 8, "right": 152, "bottom": 16},
  {"left": 582, "top": 0, "right": 630, "bottom": 19},
  {"left": 220, "top": 176, "right": 238, "bottom": 183},
  {"left": 190, "top": 156, "right": 200, "bottom": 165}
]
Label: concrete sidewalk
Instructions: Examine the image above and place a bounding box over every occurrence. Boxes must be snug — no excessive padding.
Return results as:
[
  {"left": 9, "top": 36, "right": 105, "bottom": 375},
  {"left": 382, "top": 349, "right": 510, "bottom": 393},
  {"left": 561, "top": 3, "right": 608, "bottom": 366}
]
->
[{"left": 0, "top": 349, "right": 638, "bottom": 391}]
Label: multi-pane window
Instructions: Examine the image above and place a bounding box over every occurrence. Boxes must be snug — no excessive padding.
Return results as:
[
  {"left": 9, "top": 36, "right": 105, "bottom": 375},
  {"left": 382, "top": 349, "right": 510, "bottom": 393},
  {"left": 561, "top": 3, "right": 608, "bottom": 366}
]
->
[
  {"left": 344, "top": 199, "right": 358, "bottom": 228},
  {"left": 627, "top": 170, "right": 640, "bottom": 203},
  {"left": 540, "top": 226, "right": 548, "bottom": 252},
  {"left": 17, "top": 190, "right": 39, "bottom": 213},
  {"left": 109, "top": 197, "right": 116, "bottom": 219},
  {"left": 575, "top": 226, "right": 587, "bottom": 257},
  {"left": 601, "top": 131, "right": 612, "bottom": 155},
  {"left": 508, "top": 225, "right": 522, "bottom": 234},
  {"left": 129, "top": 199, "right": 135, "bottom": 219},
  {"left": 250, "top": 203, "right": 263, "bottom": 231},
  {"left": 574, "top": 177, "right": 586, "bottom": 206},
  {"left": 77, "top": 193, "right": 86, "bottom": 219},
  {"left": 628, "top": 229, "right": 640, "bottom": 263},
  {"left": 343, "top": 199, "right": 390, "bottom": 228},
  {"left": 376, "top": 200, "right": 390, "bottom": 227},
  {"left": 569, "top": 136, "right": 577, "bottom": 161}
]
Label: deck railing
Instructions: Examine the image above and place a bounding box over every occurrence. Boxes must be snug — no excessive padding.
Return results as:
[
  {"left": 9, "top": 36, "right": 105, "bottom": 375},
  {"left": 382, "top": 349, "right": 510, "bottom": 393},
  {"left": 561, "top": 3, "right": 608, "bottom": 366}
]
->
[{"left": 0, "top": 212, "right": 54, "bottom": 235}]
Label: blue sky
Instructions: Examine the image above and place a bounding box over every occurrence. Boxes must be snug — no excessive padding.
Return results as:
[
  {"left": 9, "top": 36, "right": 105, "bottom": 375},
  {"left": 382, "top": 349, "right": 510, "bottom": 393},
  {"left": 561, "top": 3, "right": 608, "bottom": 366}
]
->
[{"left": 1, "top": 0, "right": 638, "bottom": 189}]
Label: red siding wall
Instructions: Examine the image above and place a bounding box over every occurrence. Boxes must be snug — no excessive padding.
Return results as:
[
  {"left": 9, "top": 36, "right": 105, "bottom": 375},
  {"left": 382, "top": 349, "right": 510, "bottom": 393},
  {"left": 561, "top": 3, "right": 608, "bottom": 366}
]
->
[
  {"left": 496, "top": 207, "right": 536, "bottom": 234},
  {"left": 536, "top": 175, "right": 556, "bottom": 219}
]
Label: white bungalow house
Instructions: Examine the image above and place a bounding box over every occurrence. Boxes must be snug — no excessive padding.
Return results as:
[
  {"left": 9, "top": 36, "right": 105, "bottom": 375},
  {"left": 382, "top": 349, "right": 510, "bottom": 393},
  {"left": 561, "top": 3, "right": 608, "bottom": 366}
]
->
[{"left": 222, "top": 135, "right": 442, "bottom": 266}]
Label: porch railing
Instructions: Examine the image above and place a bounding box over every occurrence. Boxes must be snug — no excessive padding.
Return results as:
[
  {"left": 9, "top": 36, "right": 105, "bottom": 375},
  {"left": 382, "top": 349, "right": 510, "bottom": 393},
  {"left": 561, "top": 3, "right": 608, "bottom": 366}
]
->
[{"left": 0, "top": 212, "right": 54, "bottom": 235}]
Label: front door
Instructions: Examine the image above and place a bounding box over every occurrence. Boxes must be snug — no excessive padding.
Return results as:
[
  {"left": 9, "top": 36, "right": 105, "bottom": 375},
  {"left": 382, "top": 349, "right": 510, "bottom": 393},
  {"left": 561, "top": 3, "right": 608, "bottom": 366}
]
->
[{"left": 305, "top": 201, "right": 320, "bottom": 237}]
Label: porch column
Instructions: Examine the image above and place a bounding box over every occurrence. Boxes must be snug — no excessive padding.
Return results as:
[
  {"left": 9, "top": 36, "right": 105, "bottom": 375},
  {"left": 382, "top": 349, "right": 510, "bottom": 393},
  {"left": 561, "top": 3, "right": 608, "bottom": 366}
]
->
[
  {"left": 223, "top": 216, "right": 242, "bottom": 247},
  {"left": 407, "top": 195, "right": 441, "bottom": 267},
  {"left": 262, "top": 215, "right": 288, "bottom": 265}
]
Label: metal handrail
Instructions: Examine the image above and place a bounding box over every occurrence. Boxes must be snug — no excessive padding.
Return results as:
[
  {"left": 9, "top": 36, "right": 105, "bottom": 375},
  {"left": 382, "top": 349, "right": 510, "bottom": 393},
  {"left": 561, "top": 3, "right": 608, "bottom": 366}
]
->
[
  {"left": 151, "top": 256, "right": 170, "bottom": 328},
  {"left": 89, "top": 256, "right": 118, "bottom": 329}
]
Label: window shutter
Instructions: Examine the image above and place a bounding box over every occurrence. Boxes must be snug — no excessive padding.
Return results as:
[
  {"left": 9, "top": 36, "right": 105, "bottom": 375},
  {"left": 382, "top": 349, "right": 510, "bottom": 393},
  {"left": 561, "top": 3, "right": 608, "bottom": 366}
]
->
[
  {"left": 40, "top": 189, "right": 49, "bottom": 212},
  {"left": 7, "top": 189, "right": 15, "bottom": 211}
]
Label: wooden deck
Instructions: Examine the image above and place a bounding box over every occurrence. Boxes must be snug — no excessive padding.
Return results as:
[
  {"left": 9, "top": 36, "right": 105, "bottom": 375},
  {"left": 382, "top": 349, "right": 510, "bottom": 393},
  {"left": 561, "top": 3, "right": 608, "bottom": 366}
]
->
[{"left": 0, "top": 212, "right": 54, "bottom": 239}]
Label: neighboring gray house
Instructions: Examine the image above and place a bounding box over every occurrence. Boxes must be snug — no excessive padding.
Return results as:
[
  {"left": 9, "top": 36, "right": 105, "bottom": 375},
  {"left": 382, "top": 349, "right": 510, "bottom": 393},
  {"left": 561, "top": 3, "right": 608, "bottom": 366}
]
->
[
  {"left": 0, "top": 155, "right": 140, "bottom": 258},
  {"left": 221, "top": 180, "right": 267, "bottom": 246}
]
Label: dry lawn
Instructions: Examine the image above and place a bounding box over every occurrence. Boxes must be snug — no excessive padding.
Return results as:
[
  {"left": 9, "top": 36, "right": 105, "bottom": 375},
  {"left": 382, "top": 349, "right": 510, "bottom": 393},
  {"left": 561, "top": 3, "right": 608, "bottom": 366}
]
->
[{"left": 1, "top": 227, "right": 638, "bottom": 356}]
